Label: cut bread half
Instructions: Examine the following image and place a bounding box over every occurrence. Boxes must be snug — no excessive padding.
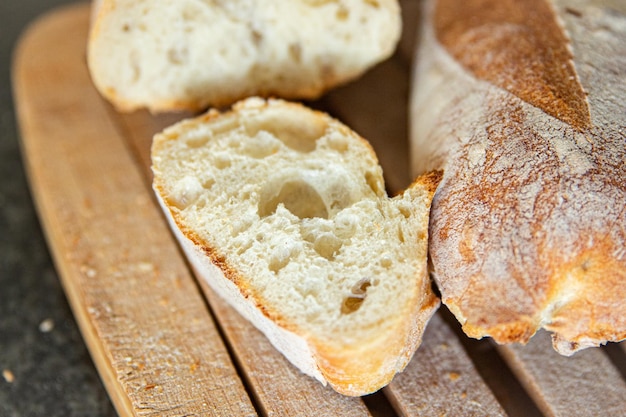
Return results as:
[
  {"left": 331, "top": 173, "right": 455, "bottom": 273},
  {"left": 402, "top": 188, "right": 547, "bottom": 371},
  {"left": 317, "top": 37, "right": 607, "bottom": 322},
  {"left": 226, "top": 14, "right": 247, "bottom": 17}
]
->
[
  {"left": 151, "top": 98, "right": 441, "bottom": 395},
  {"left": 88, "top": 0, "right": 401, "bottom": 113}
]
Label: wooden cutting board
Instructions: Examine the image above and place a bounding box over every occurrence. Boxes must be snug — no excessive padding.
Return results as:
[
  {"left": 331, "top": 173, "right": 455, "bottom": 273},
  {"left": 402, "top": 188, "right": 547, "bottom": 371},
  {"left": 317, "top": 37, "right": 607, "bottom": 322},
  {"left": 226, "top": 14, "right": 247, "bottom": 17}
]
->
[{"left": 13, "top": 2, "right": 626, "bottom": 416}]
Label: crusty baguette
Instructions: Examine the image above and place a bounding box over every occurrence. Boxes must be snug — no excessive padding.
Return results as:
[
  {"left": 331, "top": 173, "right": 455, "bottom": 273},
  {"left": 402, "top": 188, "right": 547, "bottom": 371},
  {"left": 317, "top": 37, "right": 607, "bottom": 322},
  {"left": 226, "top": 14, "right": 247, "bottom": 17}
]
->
[
  {"left": 151, "top": 98, "right": 441, "bottom": 395},
  {"left": 410, "top": 0, "right": 626, "bottom": 354},
  {"left": 87, "top": 0, "right": 401, "bottom": 113}
]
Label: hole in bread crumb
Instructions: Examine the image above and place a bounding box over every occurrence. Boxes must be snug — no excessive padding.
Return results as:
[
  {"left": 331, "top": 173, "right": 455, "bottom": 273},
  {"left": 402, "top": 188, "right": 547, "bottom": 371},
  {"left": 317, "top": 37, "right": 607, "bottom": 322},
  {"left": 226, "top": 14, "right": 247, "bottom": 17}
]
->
[
  {"left": 336, "top": 6, "right": 349, "bottom": 20},
  {"left": 259, "top": 180, "right": 328, "bottom": 219},
  {"left": 213, "top": 154, "right": 231, "bottom": 169},
  {"left": 269, "top": 255, "right": 289, "bottom": 273},
  {"left": 365, "top": 171, "right": 383, "bottom": 195},
  {"left": 341, "top": 296, "right": 365, "bottom": 314},
  {"left": 194, "top": 198, "right": 207, "bottom": 209},
  {"left": 289, "top": 43, "right": 302, "bottom": 63},
  {"left": 364, "top": 0, "right": 380, "bottom": 8},
  {"left": 341, "top": 278, "right": 371, "bottom": 314},
  {"left": 398, "top": 203, "right": 412, "bottom": 219},
  {"left": 209, "top": 115, "right": 240, "bottom": 137},
  {"left": 250, "top": 28, "right": 263, "bottom": 46},
  {"left": 244, "top": 109, "right": 326, "bottom": 153},
  {"left": 242, "top": 131, "right": 280, "bottom": 158},
  {"left": 352, "top": 278, "right": 372, "bottom": 294},
  {"left": 326, "top": 134, "right": 349, "bottom": 152},
  {"left": 130, "top": 50, "right": 141, "bottom": 82},
  {"left": 186, "top": 136, "right": 209, "bottom": 148},
  {"left": 398, "top": 226, "right": 405, "bottom": 243},
  {"left": 313, "top": 233, "right": 342, "bottom": 260},
  {"left": 167, "top": 46, "right": 189, "bottom": 65},
  {"left": 202, "top": 178, "right": 215, "bottom": 190}
]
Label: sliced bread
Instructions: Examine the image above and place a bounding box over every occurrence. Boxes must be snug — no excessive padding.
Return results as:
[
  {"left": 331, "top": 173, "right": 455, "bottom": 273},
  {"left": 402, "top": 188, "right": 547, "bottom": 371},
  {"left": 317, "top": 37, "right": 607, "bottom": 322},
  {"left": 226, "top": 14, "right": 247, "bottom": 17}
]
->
[
  {"left": 88, "top": 0, "right": 401, "bottom": 113},
  {"left": 151, "top": 97, "right": 441, "bottom": 395}
]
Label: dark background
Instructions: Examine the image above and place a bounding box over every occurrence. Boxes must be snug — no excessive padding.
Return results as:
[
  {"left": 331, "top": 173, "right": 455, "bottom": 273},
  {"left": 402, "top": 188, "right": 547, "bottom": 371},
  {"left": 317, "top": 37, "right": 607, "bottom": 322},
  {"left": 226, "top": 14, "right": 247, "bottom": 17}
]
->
[{"left": 0, "top": 1, "right": 117, "bottom": 415}]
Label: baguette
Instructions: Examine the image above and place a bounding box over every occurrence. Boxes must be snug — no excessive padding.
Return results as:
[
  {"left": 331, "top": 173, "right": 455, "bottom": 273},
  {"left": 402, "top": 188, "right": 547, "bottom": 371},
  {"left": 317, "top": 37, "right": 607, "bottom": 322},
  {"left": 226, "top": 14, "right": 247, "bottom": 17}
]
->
[
  {"left": 87, "top": 0, "right": 401, "bottom": 113},
  {"left": 410, "top": 0, "right": 626, "bottom": 354},
  {"left": 151, "top": 98, "right": 441, "bottom": 395}
]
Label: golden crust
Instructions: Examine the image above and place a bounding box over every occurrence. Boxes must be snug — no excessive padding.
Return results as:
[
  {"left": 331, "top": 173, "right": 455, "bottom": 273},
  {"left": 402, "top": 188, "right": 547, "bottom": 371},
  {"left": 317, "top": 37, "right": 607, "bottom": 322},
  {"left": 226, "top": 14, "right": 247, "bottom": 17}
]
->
[
  {"left": 434, "top": 0, "right": 591, "bottom": 130},
  {"left": 413, "top": 0, "right": 626, "bottom": 353}
]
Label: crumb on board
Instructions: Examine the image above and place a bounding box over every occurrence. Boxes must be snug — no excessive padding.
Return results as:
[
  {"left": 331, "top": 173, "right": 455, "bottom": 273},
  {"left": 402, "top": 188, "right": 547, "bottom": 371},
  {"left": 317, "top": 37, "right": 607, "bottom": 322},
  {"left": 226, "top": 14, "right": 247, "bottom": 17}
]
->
[
  {"left": 448, "top": 371, "right": 461, "bottom": 381},
  {"left": 39, "top": 318, "right": 55, "bottom": 333},
  {"left": 2, "top": 369, "right": 15, "bottom": 383}
]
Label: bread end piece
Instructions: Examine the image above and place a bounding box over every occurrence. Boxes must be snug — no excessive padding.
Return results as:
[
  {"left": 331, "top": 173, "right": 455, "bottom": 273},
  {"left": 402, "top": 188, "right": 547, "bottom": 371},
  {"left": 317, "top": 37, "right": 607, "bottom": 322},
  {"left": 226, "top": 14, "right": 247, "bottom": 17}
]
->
[
  {"left": 88, "top": 0, "right": 401, "bottom": 113},
  {"left": 152, "top": 98, "right": 440, "bottom": 395}
]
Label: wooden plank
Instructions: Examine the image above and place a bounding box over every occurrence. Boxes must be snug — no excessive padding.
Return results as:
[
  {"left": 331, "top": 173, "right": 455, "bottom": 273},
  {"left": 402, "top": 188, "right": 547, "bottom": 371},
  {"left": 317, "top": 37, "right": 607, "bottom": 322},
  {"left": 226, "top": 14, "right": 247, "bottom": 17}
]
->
[
  {"left": 115, "top": 107, "right": 373, "bottom": 417},
  {"left": 385, "top": 313, "right": 507, "bottom": 417},
  {"left": 12, "top": 4, "right": 256, "bottom": 416},
  {"left": 202, "top": 283, "right": 373, "bottom": 417},
  {"left": 112, "top": 109, "right": 191, "bottom": 186},
  {"left": 498, "top": 332, "right": 626, "bottom": 417}
]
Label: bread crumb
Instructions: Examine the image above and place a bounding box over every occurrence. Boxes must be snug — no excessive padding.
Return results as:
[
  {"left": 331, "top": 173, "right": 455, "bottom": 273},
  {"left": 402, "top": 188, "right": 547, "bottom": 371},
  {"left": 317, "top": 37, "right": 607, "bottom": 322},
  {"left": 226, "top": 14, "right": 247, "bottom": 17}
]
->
[
  {"left": 2, "top": 369, "right": 15, "bottom": 383},
  {"left": 80, "top": 265, "right": 97, "bottom": 278},
  {"left": 39, "top": 318, "right": 55, "bottom": 333},
  {"left": 448, "top": 371, "right": 461, "bottom": 381},
  {"left": 137, "top": 262, "right": 155, "bottom": 273}
]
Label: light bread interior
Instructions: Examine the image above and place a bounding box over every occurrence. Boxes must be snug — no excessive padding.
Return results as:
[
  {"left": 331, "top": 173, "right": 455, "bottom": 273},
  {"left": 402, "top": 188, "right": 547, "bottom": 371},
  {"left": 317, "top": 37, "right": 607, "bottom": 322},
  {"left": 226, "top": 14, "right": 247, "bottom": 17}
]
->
[
  {"left": 152, "top": 98, "right": 440, "bottom": 395},
  {"left": 88, "top": 0, "right": 401, "bottom": 112}
]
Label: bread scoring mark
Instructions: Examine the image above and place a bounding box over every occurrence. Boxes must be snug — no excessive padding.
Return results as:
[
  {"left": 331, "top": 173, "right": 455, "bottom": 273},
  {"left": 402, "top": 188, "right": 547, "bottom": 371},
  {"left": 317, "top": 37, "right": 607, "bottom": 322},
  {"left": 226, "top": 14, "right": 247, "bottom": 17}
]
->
[{"left": 434, "top": 0, "right": 592, "bottom": 130}]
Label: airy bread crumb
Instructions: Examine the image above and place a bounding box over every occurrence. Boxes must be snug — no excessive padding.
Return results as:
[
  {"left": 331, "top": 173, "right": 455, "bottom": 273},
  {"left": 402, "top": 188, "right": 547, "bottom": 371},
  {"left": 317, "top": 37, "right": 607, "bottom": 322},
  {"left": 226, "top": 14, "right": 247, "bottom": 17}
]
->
[
  {"left": 152, "top": 98, "right": 441, "bottom": 395},
  {"left": 88, "top": 0, "right": 401, "bottom": 112}
]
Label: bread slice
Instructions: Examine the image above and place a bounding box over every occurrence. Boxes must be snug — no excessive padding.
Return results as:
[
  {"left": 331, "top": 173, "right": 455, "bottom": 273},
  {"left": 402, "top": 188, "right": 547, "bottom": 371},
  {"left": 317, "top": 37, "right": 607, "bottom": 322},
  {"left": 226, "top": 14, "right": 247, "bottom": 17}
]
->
[
  {"left": 88, "top": 0, "right": 401, "bottom": 113},
  {"left": 151, "top": 98, "right": 441, "bottom": 395},
  {"left": 410, "top": 0, "right": 626, "bottom": 354}
]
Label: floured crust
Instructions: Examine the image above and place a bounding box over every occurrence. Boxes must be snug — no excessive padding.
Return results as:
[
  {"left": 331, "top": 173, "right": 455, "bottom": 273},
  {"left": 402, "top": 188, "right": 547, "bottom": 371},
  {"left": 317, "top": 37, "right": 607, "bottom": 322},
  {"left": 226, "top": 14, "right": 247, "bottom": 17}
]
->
[
  {"left": 411, "top": 0, "right": 626, "bottom": 354},
  {"left": 87, "top": 0, "right": 401, "bottom": 113},
  {"left": 152, "top": 98, "right": 441, "bottom": 395}
]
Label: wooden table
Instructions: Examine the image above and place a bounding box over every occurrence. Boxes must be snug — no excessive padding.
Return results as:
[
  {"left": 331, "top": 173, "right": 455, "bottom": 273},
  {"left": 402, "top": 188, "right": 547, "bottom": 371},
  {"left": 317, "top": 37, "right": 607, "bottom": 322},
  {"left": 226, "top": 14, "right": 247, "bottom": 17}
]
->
[{"left": 13, "top": 2, "right": 626, "bottom": 416}]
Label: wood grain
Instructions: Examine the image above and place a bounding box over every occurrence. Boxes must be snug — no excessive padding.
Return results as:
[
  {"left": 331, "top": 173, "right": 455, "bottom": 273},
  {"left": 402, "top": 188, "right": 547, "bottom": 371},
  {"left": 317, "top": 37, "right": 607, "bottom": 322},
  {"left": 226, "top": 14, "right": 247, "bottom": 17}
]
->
[
  {"left": 202, "top": 284, "right": 373, "bottom": 417},
  {"left": 498, "top": 332, "right": 626, "bottom": 417},
  {"left": 12, "top": 2, "right": 626, "bottom": 417},
  {"left": 13, "top": 4, "right": 255, "bottom": 416},
  {"left": 385, "top": 314, "right": 506, "bottom": 417}
]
